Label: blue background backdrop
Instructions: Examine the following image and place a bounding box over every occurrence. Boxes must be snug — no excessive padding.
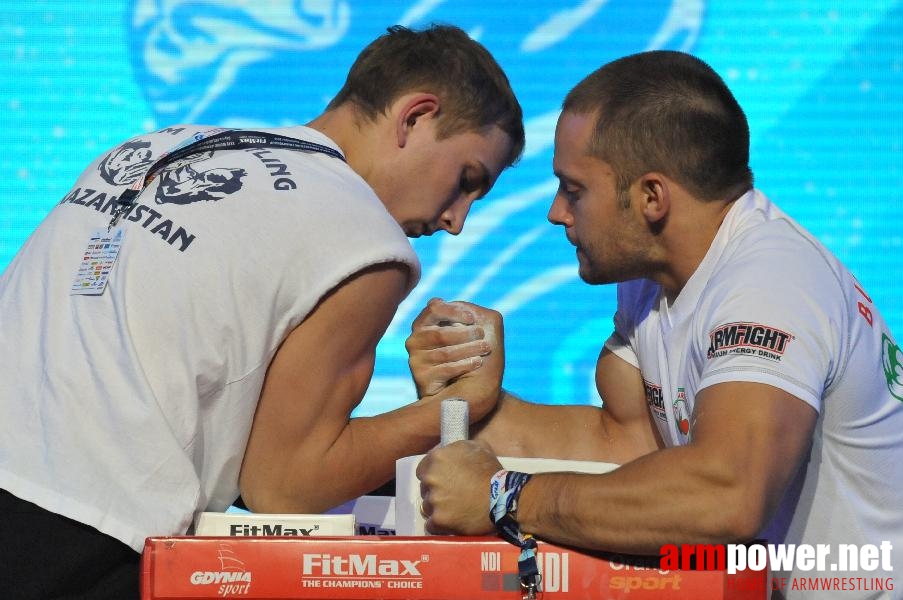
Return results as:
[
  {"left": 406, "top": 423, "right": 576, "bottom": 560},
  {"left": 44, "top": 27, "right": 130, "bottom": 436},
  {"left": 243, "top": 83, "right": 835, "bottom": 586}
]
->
[{"left": 2, "top": 1, "right": 901, "bottom": 414}]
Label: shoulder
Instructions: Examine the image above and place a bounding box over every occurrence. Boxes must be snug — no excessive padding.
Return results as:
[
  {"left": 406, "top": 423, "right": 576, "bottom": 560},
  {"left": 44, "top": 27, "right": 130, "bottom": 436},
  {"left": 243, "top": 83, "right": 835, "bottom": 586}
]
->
[
  {"left": 713, "top": 202, "right": 845, "bottom": 303},
  {"left": 701, "top": 218, "right": 847, "bottom": 344}
]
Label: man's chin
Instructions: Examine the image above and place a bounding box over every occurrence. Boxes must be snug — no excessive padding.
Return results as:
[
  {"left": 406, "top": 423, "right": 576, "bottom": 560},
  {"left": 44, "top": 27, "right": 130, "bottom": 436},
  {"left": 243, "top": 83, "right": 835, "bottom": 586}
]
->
[
  {"left": 576, "top": 255, "right": 598, "bottom": 284},
  {"left": 578, "top": 264, "right": 613, "bottom": 286},
  {"left": 403, "top": 224, "right": 430, "bottom": 238},
  {"left": 578, "top": 271, "right": 600, "bottom": 285}
]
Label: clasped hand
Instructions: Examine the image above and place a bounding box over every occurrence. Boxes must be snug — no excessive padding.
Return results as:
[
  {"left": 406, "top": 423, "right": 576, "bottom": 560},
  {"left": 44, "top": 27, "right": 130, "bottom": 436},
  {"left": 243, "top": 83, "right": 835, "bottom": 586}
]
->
[
  {"left": 406, "top": 298, "right": 507, "bottom": 535},
  {"left": 405, "top": 297, "right": 505, "bottom": 422}
]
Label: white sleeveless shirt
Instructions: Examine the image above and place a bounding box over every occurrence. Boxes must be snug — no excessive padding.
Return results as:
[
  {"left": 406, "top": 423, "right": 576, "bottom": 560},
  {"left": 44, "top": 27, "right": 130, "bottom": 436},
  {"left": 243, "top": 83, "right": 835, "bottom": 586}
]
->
[{"left": 0, "top": 125, "right": 420, "bottom": 551}]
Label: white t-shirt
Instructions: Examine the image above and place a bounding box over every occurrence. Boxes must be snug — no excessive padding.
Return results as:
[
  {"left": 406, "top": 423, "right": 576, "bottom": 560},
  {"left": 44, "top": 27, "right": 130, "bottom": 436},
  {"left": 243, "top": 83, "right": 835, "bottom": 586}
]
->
[
  {"left": 0, "top": 125, "right": 420, "bottom": 551},
  {"left": 606, "top": 189, "right": 902, "bottom": 597}
]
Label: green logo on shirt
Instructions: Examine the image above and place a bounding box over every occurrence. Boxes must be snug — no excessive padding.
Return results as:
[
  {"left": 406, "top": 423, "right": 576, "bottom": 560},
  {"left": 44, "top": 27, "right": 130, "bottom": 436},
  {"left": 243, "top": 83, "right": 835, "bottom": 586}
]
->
[{"left": 882, "top": 333, "right": 903, "bottom": 402}]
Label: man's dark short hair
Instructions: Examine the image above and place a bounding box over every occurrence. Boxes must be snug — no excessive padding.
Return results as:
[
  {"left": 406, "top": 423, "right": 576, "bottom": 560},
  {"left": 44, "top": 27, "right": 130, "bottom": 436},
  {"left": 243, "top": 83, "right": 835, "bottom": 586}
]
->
[
  {"left": 328, "top": 24, "right": 525, "bottom": 167},
  {"left": 564, "top": 50, "right": 754, "bottom": 201}
]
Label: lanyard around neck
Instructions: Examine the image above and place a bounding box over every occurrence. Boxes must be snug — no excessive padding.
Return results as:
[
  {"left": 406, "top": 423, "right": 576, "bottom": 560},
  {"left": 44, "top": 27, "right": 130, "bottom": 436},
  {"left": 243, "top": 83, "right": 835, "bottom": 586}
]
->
[{"left": 108, "top": 129, "right": 346, "bottom": 229}]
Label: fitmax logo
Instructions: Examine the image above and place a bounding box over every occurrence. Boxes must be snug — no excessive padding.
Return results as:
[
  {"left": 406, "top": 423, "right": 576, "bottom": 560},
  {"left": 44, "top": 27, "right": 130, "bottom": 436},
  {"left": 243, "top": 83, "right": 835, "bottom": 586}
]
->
[
  {"left": 229, "top": 523, "right": 317, "bottom": 536},
  {"left": 302, "top": 554, "right": 423, "bottom": 576}
]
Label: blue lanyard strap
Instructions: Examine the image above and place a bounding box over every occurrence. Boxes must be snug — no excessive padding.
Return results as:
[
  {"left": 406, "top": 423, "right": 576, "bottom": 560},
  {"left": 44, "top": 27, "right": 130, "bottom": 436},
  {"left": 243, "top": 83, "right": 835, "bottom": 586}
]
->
[{"left": 489, "top": 469, "right": 541, "bottom": 599}]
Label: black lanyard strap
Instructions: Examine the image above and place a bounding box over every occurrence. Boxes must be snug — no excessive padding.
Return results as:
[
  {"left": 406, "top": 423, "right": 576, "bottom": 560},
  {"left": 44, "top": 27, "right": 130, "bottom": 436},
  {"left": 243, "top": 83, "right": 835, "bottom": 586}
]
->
[{"left": 109, "top": 129, "right": 345, "bottom": 228}]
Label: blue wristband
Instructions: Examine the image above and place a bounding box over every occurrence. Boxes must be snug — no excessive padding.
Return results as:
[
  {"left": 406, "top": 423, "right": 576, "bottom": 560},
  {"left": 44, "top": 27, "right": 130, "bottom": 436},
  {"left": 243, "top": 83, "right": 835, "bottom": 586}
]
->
[{"left": 488, "top": 469, "right": 540, "bottom": 596}]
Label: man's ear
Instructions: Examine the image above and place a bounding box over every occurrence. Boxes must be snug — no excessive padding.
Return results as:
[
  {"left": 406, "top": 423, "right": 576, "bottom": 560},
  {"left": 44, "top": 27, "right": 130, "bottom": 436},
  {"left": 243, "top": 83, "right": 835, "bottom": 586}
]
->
[
  {"left": 395, "top": 93, "right": 441, "bottom": 148},
  {"left": 637, "top": 172, "right": 670, "bottom": 224}
]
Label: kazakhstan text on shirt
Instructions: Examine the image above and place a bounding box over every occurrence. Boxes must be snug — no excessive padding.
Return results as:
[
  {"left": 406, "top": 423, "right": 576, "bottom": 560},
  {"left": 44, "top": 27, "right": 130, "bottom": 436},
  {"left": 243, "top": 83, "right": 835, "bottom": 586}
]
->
[{"left": 59, "top": 187, "right": 196, "bottom": 252}]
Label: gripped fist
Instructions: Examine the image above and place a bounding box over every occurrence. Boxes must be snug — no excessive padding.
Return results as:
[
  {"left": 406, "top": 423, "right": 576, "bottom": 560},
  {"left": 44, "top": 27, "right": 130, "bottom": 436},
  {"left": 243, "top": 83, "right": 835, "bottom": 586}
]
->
[
  {"left": 406, "top": 298, "right": 504, "bottom": 422},
  {"left": 416, "top": 440, "right": 503, "bottom": 535}
]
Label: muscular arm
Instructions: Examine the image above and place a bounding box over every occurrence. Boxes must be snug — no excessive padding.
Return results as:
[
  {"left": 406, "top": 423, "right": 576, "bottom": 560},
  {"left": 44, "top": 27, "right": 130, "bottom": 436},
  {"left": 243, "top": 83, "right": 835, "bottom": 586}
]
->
[
  {"left": 239, "top": 263, "right": 445, "bottom": 513},
  {"left": 472, "top": 348, "right": 661, "bottom": 464},
  {"left": 407, "top": 300, "right": 660, "bottom": 464},
  {"left": 415, "top": 303, "right": 817, "bottom": 551},
  {"left": 513, "top": 381, "right": 817, "bottom": 553},
  {"left": 421, "top": 379, "right": 816, "bottom": 552}
]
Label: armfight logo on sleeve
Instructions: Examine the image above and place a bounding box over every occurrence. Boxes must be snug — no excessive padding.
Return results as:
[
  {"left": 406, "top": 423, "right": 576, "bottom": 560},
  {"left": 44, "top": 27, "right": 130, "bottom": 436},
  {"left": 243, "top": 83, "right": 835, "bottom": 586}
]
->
[{"left": 707, "top": 322, "right": 795, "bottom": 362}]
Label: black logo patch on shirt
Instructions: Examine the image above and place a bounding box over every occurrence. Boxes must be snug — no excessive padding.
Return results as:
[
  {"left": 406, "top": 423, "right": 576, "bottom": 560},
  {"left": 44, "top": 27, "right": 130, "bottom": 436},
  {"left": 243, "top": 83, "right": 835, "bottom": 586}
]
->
[
  {"left": 154, "top": 152, "right": 247, "bottom": 205},
  {"left": 706, "top": 322, "right": 794, "bottom": 361},
  {"left": 98, "top": 140, "right": 154, "bottom": 186},
  {"left": 643, "top": 379, "right": 668, "bottom": 422}
]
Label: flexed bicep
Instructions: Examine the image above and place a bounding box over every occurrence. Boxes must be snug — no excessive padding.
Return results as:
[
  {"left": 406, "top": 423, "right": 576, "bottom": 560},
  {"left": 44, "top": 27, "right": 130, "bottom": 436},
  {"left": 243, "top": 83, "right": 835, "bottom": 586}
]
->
[{"left": 594, "top": 347, "right": 663, "bottom": 460}]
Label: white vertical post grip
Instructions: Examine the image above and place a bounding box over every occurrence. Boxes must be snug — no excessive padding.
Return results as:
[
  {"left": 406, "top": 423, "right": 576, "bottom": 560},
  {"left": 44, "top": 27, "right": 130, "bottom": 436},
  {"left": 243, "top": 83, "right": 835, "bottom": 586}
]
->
[{"left": 440, "top": 397, "right": 469, "bottom": 447}]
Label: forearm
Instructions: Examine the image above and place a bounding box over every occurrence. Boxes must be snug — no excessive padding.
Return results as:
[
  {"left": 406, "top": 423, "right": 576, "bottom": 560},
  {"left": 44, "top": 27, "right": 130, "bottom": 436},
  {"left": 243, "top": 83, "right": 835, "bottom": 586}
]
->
[
  {"left": 473, "top": 391, "right": 657, "bottom": 464},
  {"left": 244, "top": 398, "right": 443, "bottom": 514},
  {"left": 515, "top": 444, "right": 763, "bottom": 555},
  {"left": 314, "top": 400, "right": 444, "bottom": 508},
  {"left": 513, "top": 382, "right": 817, "bottom": 555}
]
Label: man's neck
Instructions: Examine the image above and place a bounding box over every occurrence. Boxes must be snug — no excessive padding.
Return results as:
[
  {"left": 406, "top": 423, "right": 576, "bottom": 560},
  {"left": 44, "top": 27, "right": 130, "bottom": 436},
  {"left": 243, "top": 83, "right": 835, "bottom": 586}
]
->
[{"left": 656, "top": 195, "right": 740, "bottom": 302}]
